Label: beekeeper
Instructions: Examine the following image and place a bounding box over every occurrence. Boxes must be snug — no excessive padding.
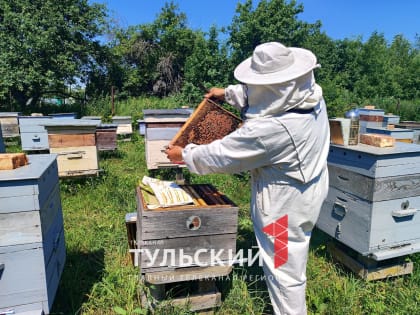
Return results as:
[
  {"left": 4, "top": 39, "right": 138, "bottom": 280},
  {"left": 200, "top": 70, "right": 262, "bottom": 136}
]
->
[{"left": 166, "top": 42, "right": 330, "bottom": 315}]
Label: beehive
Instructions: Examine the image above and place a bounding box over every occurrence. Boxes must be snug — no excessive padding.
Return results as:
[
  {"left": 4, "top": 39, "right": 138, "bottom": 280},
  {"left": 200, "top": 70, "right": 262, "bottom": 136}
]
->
[
  {"left": 0, "top": 112, "right": 21, "bottom": 138},
  {"left": 143, "top": 109, "right": 191, "bottom": 169},
  {"left": 111, "top": 116, "right": 133, "bottom": 136},
  {"left": 170, "top": 99, "right": 241, "bottom": 148},
  {"left": 43, "top": 120, "right": 101, "bottom": 177},
  {"left": 0, "top": 154, "right": 65, "bottom": 314},
  {"left": 358, "top": 108, "right": 385, "bottom": 133},
  {"left": 317, "top": 142, "right": 420, "bottom": 260},
  {"left": 95, "top": 124, "right": 118, "bottom": 151},
  {"left": 136, "top": 183, "right": 238, "bottom": 274},
  {"left": 19, "top": 116, "right": 53, "bottom": 151},
  {"left": 396, "top": 121, "right": 420, "bottom": 144}
]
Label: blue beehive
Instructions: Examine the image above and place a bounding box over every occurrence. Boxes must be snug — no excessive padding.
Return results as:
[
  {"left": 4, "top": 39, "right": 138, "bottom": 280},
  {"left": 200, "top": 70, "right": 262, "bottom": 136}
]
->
[
  {"left": 19, "top": 116, "right": 53, "bottom": 151},
  {"left": 0, "top": 154, "right": 66, "bottom": 314},
  {"left": 317, "top": 142, "right": 420, "bottom": 261}
]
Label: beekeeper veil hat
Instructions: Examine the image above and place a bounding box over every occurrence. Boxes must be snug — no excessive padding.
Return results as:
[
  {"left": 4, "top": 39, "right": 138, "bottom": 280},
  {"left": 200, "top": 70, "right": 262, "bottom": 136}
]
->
[{"left": 234, "top": 42, "right": 320, "bottom": 85}]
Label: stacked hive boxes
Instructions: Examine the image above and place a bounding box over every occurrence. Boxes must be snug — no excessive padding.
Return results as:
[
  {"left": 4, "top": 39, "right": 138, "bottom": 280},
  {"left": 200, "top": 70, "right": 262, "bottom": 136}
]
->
[
  {"left": 19, "top": 116, "right": 53, "bottom": 151},
  {"left": 317, "top": 142, "right": 420, "bottom": 261},
  {"left": 0, "top": 155, "right": 65, "bottom": 314},
  {"left": 358, "top": 108, "right": 385, "bottom": 133},
  {"left": 43, "top": 120, "right": 101, "bottom": 177}
]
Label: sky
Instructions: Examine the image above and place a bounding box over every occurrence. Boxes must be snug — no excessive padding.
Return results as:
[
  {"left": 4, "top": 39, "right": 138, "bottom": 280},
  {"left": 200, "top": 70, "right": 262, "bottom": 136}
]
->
[{"left": 95, "top": 0, "right": 419, "bottom": 44}]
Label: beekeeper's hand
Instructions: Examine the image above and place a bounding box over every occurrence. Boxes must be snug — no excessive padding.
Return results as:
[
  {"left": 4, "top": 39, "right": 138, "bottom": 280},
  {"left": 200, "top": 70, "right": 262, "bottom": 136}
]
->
[
  {"left": 165, "top": 144, "right": 183, "bottom": 163},
  {"left": 204, "top": 87, "right": 225, "bottom": 101}
]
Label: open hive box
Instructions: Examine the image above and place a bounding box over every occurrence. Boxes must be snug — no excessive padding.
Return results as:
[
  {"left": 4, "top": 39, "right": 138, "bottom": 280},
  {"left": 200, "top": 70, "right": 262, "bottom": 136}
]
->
[
  {"left": 135, "top": 183, "right": 238, "bottom": 275},
  {"left": 170, "top": 98, "right": 242, "bottom": 148}
]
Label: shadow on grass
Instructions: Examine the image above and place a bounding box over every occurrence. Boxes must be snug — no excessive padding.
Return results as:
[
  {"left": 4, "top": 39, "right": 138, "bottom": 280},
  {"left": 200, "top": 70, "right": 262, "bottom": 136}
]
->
[
  {"left": 98, "top": 149, "right": 126, "bottom": 160},
  {"left": 51, "top": 249, "right": 105, "bottom": 315}
]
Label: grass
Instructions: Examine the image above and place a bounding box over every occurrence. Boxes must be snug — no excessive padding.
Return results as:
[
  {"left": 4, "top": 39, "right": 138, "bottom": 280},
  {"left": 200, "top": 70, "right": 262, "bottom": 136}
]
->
[{"left": 4, "top": 96, "right": 420, "bottom": 314}]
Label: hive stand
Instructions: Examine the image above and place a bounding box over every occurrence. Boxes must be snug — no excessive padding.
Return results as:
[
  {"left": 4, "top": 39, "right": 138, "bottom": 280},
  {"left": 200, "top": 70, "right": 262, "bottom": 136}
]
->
[{"left": 327, "top": 241, "right": 413, "bottom": 281}]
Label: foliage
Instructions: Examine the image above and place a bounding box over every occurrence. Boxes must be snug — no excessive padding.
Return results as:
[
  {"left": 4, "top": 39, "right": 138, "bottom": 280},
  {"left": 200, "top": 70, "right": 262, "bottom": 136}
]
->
[
  {"left": 87, "top": 2, "right": 198, "bottom": 99},
  {"left": 228, "top": 0, "right": 322, "bottom": 69},
  {"left": 0, "top": 0, "right": 107, "bottom": 110}
]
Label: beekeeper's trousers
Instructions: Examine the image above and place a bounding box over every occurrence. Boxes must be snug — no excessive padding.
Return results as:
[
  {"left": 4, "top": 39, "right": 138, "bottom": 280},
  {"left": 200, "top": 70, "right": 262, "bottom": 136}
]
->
[{"left": 251, "top": 168, "right": 328, "bottom": 315}]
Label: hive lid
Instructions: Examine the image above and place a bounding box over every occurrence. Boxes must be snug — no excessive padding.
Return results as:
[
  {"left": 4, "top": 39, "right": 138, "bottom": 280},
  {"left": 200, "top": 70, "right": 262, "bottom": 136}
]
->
[{"left": 170, "top": 99, "right": 242, "bottom": 148}]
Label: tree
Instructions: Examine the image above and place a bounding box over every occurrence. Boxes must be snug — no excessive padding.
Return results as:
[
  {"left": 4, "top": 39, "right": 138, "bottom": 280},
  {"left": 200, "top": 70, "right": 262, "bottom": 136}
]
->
[
  {"left": 182, "top": 25, "right": 231, "bottom": 103},
  {"left": 0, "top": 0, "right": 107, "bottom": 110},
  {"left": 228, "top": 0, "right": 322, "bottom": 73}
]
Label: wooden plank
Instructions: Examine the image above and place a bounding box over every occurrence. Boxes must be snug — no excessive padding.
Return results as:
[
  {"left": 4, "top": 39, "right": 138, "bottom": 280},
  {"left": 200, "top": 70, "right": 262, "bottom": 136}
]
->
[
  {"left": 96, "top": 129, "right": 117, "bottom": 151},
  {"left": 146, "top": 127, "right": 181, "bottom": 141},
  {"left": 146, "top": 122, "right": 185, "bottom": 128},
  {"left": 0, "top": 153, "right": 28, "bottom": 170},
  {"left": 327, "top": 242, "right": 413, "bottom": 281},
  {"left": 116, "top": 123, "right": 133, "bottom": 135},
  {"left": 171, "top": 290, "right": 221, "bottom": 312},
  {"left": 21, "top": 132, "right": 50, "bottom": 151},
  {"left": 317, "top": 188, "right": 372, "bottom": 255},
  {"left": 328, "top": 164, "right": 420, "bottom": 201},
  {"left": 140, "top": 207, "right": 238, "bottom": 239},
  {"left": 139, "top": 233, "right": 237, "bottom": 271},
  {"left": 146, "top": 139, "right": 185, "bottom": 170},
  {"left": 48, "top": 133, "right": 96, "bottom": 148},
  {"left": 360, "top": 133, "right": 395, "bottom": 147}
]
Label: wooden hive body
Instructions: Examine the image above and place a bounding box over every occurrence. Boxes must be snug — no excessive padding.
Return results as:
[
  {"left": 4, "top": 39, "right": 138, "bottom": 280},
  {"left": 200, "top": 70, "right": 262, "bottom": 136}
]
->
[
  {"left": 135, "top": 184, "right": 238, "bottom": 274},
  {"left": 111, "top": 116, "right": 133, "bottom": 135},
  {"left": 19, "top": 116, "right": 53, "bottom": 151},
  {"left": 143, "top": 109, "right": 191, "bottom": 170},
  {"left": 95, "top": 124, "right": 118, "bottom": 151},
  {"left": 317, "top": 142, "right": 420, "bottom": 260},
  {"left": 43, "top": 120, "right": 100, "bottom": 177},
  {"left": 0, "top": 112, "right": 21, "bottom": 138},
  {"left": 0, "top": 154, "right": 65, "bottom": 314}
]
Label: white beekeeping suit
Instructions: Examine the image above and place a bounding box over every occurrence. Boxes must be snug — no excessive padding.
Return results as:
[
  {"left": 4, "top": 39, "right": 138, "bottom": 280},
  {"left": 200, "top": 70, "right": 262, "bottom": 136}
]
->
[{"left": 182, "top": 42, "right": 330, "bottom": 315}]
